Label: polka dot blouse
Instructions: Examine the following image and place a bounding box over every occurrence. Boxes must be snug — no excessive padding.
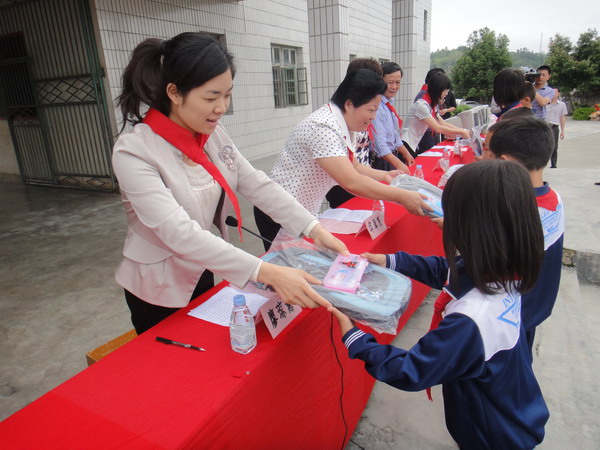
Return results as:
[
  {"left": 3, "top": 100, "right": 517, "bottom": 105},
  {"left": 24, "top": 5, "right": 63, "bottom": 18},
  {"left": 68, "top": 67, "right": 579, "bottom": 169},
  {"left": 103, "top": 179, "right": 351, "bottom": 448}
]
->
[{"left": 270, "top": 103, "right": 355, "bottom": 216}]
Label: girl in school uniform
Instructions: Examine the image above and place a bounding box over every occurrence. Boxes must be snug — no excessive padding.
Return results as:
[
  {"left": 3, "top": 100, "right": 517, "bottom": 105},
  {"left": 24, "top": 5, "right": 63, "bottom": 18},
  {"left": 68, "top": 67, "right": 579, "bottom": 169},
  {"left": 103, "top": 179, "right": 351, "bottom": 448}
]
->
[
  {"left": 329, "top": 160, "right": 549, "bottom": 449},
  {"left": 112, "top": 33, "right": 347, "bottom": 334}
]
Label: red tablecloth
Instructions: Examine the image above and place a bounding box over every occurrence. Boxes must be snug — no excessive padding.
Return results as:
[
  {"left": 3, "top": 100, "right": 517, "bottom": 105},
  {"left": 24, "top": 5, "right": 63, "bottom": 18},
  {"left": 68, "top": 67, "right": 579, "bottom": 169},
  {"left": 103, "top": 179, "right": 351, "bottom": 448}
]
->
[{"left": 0, "top": 147, "right": 468, "bottom": 449}]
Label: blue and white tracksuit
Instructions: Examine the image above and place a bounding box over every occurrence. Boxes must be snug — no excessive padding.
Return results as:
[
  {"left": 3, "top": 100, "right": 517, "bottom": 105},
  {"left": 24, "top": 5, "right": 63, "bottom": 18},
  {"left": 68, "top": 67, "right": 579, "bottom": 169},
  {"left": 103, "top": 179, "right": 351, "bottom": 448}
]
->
[
  {"left": 342, "top": 253, "right": 549, "bottom": 449},
  {"left": 522, "top": 183, "right": 565, "bottom": 351}
]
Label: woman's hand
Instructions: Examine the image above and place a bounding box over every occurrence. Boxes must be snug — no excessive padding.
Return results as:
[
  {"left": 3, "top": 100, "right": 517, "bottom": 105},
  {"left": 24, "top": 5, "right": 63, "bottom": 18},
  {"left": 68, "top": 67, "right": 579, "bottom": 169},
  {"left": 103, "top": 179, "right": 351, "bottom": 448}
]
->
[
  {"left": 398, "top": 146, "right": 415, "bottom": 167},
  {"left": 383, "top": 170, "right": 403, "bottom": 184},
  {"left": 258, "top": 263, "right": 331, "bottom": 308},
  {"left": 361, "top": 252, "right": 386, "bottom": 267},
  {"left": 395, "top": 189, "right": 431, "bottom": 216},
  {"left": 310, "top": 224, "right": 350, "bottom": 255},
  {"left": 327, "top": 306, "right": 354, "bottom": 335}
]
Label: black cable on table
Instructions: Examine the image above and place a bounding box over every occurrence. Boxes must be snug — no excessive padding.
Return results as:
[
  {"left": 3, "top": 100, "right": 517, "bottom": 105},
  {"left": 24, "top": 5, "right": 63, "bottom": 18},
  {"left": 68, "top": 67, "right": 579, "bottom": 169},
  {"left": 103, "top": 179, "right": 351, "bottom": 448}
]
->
[{"left": 330, "top": 313, "right": 348, "bottom": 450}]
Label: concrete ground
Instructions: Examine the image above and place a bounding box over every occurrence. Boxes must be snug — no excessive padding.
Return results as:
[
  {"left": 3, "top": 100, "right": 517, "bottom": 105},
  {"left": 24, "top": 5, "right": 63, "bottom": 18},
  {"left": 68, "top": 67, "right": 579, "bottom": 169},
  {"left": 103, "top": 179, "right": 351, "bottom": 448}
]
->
[{"left": 1, "top": 117, "right": 599, "bottom": 449}]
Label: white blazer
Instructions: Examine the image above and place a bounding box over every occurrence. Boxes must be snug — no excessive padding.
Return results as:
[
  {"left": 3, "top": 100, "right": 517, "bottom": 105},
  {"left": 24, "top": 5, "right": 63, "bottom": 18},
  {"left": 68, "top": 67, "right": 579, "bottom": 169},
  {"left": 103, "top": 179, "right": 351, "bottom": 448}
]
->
[{"left": 112, "top": 123, "right": 315, "bottom": 307}]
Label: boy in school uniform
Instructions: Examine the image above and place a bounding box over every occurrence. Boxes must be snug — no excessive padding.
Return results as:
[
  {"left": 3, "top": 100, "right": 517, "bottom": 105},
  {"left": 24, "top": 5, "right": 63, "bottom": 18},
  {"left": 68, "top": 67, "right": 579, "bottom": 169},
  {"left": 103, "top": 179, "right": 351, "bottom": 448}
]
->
[{"left": 486, "top": 115, "right": 565, "bottom": 354}]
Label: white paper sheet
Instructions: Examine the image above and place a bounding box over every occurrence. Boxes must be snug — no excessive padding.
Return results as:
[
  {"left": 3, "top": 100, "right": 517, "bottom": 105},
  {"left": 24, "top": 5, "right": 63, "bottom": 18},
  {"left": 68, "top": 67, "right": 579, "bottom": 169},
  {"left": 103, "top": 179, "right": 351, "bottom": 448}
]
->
[
  {"left": 187, "top": 286, "right": 269, "bottom": 327},
  {"left": 418, "top": 151, "right": 444, "bottom": 157},
  {"left": 318, "top": 218, "right": 365, "bottom": 234},
  {"left": 319, "top": 208, "right": 373, "bottom": 223}
]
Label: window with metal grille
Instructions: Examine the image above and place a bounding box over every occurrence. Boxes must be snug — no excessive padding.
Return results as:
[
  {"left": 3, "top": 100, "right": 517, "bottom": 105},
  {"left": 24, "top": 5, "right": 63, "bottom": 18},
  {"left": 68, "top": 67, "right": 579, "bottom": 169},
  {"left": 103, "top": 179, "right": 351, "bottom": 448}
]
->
[{"left": 271, "top": 45, "right": 308, "bottom": 108}]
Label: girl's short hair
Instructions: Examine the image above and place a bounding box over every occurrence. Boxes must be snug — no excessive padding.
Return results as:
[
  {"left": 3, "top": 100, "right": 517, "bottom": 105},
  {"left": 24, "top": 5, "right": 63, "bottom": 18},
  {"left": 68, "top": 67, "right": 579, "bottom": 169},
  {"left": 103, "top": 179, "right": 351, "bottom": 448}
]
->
[
  {"left": 442, "top": 160, "right": 544, "bottom": 295},
  {"left": 493, "top": 69, "right": 526, "bottom": 108},
  {"left": 116, "top": 32, "right": 235, "bottom": 130},
  {"left": 331, "top": 68, "right": 387, "bottom": 111},
  {"left": 427, "top": 73, "right": 452, "bottom": 106}
]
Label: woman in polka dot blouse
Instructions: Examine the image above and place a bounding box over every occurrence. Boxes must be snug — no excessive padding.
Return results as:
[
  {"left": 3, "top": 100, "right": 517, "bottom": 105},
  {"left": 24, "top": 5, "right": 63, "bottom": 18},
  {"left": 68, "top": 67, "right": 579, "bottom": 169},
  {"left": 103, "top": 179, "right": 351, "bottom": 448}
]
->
[{"left": 255, "top": 69, "right": 430, "bottom": 250}]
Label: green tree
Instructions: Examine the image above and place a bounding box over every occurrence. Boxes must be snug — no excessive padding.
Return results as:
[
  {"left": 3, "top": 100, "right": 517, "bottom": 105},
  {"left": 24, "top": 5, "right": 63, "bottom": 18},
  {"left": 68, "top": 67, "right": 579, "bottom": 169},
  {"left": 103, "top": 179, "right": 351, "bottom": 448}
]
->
[
  {"left": 510, "top": 48, "right": 545, "bottom": 70},
  {"left": 545, "top": 29, "right": 600, "bottom": 96},
  {"left": 430, "top": 46, "right": 467, "bottom": 73},
  {"left": 451, "top": 28, "right": 512, "bottom": 103}
]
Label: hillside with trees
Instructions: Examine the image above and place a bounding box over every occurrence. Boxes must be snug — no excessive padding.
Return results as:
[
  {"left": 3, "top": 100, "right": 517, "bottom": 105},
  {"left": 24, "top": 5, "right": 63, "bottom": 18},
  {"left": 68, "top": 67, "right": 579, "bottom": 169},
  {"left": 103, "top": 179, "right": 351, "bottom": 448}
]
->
[
  {"left": 431, "top": 28, "right": 600, "bottom": 104},
  {"left": 431, "top": 46, "right": 545, "bottom": 73}
]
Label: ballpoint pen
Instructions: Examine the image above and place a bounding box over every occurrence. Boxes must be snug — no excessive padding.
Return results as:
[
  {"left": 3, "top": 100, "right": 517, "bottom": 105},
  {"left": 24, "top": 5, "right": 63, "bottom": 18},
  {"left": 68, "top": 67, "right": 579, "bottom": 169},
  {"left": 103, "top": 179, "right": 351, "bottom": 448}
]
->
[{"left": 155, "top": 336, "right": 206, "bottom": 351}]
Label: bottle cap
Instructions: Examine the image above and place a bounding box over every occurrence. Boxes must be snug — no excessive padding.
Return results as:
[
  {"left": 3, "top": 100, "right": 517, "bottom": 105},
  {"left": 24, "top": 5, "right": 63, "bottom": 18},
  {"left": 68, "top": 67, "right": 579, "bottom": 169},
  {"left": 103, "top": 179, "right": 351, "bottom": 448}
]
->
[{"left": 233, "top": 294, "right": 246, "bottom": 306}]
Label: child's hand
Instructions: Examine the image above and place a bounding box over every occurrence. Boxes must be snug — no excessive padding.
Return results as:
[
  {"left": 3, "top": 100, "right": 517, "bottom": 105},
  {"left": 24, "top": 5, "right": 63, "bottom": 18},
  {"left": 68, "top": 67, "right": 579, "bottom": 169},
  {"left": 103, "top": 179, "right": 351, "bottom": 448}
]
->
[
  {"left": 328, "top": 306, "right": 354, "bottom": 334},
  {"left": 431, "top": 217, "right": 444, "bottom": 229},
  {"left": 361, "top": 252, "right": 386, "bottom": 267}
]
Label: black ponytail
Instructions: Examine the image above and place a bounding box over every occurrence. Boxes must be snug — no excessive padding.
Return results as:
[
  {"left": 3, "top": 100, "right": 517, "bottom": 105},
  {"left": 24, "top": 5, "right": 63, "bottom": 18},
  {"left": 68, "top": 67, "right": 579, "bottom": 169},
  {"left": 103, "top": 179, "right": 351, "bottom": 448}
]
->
[{"left": 116, "top": 33, "right": 235, "bottom": 132}]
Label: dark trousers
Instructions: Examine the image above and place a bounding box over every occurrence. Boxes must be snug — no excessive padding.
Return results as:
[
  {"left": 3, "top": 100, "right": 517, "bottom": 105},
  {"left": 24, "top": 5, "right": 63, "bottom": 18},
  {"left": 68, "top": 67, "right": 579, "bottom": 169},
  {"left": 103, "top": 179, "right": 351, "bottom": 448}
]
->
[
  {"left": 550, "top": 124, "right": 559, "bottom": 167},
  {"left": 325, "top": 185, "right": 355, "bottom": 208},
  {"left": 125, "top": 269, "right": 214, "bottom": 335},
  {"left": 371, "top": 142, "right": 417, "bottom": 171},
  {"left": 416, "top": 130, "right": 438, "bottom": 154},
  {"left": 253, "top": 206, "right": 280, "bottom": 252}
]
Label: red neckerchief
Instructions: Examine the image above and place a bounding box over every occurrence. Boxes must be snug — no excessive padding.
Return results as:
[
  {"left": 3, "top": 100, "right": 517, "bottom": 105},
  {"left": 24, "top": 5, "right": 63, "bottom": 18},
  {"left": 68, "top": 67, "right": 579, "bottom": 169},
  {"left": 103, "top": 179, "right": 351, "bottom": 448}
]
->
[
  {"left": 143, "top": 108, "right": 243, "bottom": 239},
  {"left": 421, "top": 91, "right": 438, "bottom": 119},
  {"left": 367, "top": 123, "right": 377, "bottom": 142},
  {"left": 420, "top": 83, "right": 428, "bottom": 91},
  {"left": 426, "top": 289, "right": 454, "bottom": 401},
  {"left": 385, "top": 101, "right": 403, "bottom": 130},
  {"left": 327, "top": 103, "right": 354, "bottom": 163},
  {"left": 536, "top": 188, "right": 559, "bottom": 211}
]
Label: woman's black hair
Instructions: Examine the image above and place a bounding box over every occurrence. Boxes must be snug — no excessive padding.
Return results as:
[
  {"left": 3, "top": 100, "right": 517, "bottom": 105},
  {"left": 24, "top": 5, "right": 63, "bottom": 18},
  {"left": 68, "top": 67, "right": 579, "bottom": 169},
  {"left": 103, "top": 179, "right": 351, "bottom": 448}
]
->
[
  {"left": 116, "top": 32, "right": 235, "bottom": 131},
  {"left": 381, "top": 61, "right": 403, "bottom": 77},
  {"left": 330, "top": 68, "right": 387, "bottom": 111},
  {"left": 426, "top": 72, "right": 451, "bottom": 106},
  {"left": 424, "top": 67, "right": 445, "bottom": 84},
  {"left": 493, "top": 68, "right": 526, "bottom": 108},
  {"left": 442, "top": 160, "right": 544, "bottom": 295}
]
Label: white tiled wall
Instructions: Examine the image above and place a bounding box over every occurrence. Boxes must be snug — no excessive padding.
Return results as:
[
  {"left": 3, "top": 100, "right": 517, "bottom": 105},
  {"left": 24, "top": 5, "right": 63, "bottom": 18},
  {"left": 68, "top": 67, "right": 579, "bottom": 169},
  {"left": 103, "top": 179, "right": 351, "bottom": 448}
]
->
[
  {"left": 94, "top": 0, "right": 312, "bottom": 161},
  {"left": 93, "top": 0, "right": 430, "bottom": 160},
  {"left": 392, "top": 0, "right": 431, "bottom": 117},
  {"left": 347, "top": 0, "right": 392, "bottom": 62}
]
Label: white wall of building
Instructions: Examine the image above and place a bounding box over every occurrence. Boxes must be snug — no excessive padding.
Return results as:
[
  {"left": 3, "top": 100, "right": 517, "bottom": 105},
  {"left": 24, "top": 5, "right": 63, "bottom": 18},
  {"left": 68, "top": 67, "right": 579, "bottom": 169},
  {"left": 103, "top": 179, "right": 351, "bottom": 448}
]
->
[
  {"left": 393, "top": 0, "right": 432, "bottom": 116},
  {"left": 94, "top": 0, "right": 313, "bottom": 161}
]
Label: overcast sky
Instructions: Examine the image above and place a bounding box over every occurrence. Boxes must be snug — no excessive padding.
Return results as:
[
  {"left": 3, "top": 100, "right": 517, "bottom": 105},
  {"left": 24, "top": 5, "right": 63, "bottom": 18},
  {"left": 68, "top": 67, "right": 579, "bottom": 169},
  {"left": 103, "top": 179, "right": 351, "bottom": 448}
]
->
[{"left": 430, "top": 0, "right": 600, "bottom": 53}]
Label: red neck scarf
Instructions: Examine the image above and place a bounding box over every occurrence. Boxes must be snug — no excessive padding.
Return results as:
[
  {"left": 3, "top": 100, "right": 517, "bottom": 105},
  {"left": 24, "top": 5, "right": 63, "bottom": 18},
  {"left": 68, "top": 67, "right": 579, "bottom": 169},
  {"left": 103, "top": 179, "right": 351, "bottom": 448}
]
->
[
  {"left": 367, "top": 123, "right": 377, "bottom": 142},
  {"left": 143, "top": 108, "right": 243, "bottom": 239},
  {"left": 385, "top": 101, "right": 403, "bottom": 130},
  {"left": 426, "top": 289, "right": 454, "bottom": 401},
  {"left": 421, "top": 91, "right": 438, "bottom": 118}
]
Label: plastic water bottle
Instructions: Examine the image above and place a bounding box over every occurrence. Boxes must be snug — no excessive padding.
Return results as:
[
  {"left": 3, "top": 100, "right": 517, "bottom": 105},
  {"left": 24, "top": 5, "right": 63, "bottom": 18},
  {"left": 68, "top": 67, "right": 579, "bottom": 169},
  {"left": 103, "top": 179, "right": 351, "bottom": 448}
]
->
[
  {"left": 440, "top": 147, "right": 450, "bottom": 172},
  {"left": 414, "top": 164, "right": 424, "bottom": 180},
  {"left": 372, "top": 199, "right": 385, "bottom": 213},
  {"left": 230, "top": 294, "right": 256, "bottom": 354},
  {"left": 453, "top": 138, "right": 461, "bottom": 156}
]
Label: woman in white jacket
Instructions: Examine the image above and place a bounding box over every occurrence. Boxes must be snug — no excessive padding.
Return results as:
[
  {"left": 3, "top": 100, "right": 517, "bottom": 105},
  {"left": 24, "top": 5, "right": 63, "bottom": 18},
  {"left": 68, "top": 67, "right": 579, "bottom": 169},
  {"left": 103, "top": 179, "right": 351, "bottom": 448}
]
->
[{"left": 113, "top": 33, "right": 347, "bottom": 334}]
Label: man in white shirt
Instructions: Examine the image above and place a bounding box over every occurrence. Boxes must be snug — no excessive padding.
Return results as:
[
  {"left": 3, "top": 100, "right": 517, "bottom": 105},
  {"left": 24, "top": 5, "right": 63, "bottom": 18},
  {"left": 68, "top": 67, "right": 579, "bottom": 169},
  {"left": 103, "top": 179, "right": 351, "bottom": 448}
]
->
[{"left": 545, "top": 88, "right": 568, "bottom": 168}]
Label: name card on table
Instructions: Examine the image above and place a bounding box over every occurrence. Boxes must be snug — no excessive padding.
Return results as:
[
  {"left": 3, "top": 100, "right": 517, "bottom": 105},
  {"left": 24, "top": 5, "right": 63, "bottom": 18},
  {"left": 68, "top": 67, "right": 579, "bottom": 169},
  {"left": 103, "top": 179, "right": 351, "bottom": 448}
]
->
[
  {"left": 356, "top": 210, "right": 387, "bottom": 240},
  {"left": 259, "top": 297, "right": 302, "bottom": 338}
]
